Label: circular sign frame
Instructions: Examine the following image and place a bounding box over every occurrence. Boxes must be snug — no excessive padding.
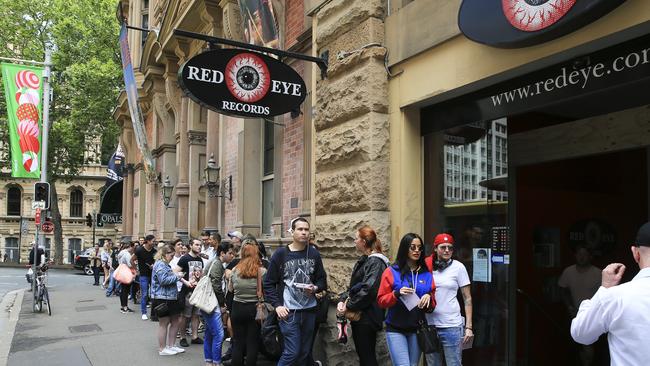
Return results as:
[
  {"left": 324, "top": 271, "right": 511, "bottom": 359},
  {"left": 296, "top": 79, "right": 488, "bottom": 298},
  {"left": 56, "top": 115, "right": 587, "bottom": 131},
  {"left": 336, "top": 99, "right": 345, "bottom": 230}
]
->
[{"left": 178, "top": 49, "right": 307, "bottom": 118}]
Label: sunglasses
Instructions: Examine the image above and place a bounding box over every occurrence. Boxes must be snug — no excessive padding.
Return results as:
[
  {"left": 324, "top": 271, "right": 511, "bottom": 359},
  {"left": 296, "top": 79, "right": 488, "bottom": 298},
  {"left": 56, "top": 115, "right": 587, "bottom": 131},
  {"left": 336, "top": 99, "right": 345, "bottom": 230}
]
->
[
  {"left": 438, "top": 245, "right": 454, "bottom": 251},
  {"left": 409, "top": 244, "right": 423, "bottom": 252}
]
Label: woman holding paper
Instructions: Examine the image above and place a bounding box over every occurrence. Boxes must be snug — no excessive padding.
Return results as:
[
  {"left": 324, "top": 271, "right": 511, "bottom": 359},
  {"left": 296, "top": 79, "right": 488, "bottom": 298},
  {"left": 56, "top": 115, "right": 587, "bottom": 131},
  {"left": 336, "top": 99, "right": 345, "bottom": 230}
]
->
[
  {"left": 377, "top": 233, "right": 436, "bottom": 366},
  {"left": 424, "top": 233, "right": 473, "bottom": 366}
]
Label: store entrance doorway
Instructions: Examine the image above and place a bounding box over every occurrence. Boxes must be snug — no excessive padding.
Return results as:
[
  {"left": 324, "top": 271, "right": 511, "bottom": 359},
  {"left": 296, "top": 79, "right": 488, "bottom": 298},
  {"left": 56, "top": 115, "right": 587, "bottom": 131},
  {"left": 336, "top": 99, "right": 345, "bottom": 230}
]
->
[{"left": 514, "top": 146, "right": 648, "bottom": 365}]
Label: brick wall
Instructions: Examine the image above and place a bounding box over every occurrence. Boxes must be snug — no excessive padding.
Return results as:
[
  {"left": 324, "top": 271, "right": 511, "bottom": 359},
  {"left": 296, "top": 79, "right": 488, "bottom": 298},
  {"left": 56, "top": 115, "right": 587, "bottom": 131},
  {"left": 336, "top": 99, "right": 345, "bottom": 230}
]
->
[{"left": 284, "top": 0, "right": 305, "bottom": 49}]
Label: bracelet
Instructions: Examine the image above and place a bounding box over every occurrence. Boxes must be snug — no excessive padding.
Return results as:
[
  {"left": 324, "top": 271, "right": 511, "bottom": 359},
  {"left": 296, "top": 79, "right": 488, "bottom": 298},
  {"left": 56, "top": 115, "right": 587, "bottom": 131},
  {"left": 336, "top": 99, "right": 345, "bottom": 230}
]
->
[{"left": 465, "top": 327, "right": 473, "bottom": 331}]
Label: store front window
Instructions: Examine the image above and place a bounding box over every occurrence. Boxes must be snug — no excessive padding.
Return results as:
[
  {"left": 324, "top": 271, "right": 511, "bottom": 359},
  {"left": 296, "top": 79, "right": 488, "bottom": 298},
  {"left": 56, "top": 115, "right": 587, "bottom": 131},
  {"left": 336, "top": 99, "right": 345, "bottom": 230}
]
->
[{"left": 424, "top": 119, "right": 510, "bottom": 366}]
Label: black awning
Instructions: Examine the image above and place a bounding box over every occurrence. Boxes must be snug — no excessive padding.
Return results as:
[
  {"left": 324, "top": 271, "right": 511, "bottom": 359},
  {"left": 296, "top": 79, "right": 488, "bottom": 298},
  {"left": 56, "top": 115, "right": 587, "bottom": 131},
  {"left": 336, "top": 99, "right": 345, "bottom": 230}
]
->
[{"left": 100, "top": 180, "right": 123, "bottom": 214}]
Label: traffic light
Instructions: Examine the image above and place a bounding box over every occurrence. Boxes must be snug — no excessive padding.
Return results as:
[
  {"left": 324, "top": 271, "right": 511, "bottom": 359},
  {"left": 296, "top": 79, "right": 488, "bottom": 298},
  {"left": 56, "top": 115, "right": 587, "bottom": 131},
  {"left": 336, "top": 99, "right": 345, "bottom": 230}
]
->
[
  {"left": 86, "top": 213, "right": 93, "bottom": 227},
  {"left": 34, "top": 182, "right": 50, "bottom": 209}
]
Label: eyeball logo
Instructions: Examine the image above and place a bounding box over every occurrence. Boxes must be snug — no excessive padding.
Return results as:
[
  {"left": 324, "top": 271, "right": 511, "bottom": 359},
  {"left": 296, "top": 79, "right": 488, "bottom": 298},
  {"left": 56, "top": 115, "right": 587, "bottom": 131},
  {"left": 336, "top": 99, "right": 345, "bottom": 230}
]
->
[
  {"left": 502, "top": 0, "right": 576, "bottom": 32},
  {"left": 225, "top": 53, "right": 270, "bottom": 103}
]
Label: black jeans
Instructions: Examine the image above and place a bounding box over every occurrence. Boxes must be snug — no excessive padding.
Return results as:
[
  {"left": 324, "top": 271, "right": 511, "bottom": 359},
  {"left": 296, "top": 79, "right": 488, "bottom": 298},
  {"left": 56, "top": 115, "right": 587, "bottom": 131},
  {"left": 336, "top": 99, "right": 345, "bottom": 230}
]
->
[
  {"left": 231, "top": 301, "right": 260, "bottom": 366},
  {"left": 352, "top": 322, "right": 379, "bottom": 366},
  {"left": 92, "top": 266, "right": 101, "bottom": 285},
  {"left": 120, "top": 283, "right": 132, "bottom": 308}
]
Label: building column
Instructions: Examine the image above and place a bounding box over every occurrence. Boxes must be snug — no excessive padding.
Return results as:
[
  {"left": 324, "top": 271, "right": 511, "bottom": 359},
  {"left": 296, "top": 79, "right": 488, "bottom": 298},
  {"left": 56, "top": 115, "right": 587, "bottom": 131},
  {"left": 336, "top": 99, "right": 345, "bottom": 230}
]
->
[
  {"left": 204, "top": 110, "right": 220, "bottom": 233},
  {"left": 175, "top": 96, "right": 190, "bottom": 240}
]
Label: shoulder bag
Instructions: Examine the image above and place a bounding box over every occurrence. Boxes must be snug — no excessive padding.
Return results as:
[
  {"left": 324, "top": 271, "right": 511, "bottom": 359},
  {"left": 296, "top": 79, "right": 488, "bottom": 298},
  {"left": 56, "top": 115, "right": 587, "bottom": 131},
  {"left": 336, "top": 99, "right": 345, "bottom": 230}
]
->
[
  {"left": 416, "top": 315, "right": 440, "bottom": 354},
  {"left": 189, "top": 261, "right": 219, "bottom": 313},
  {"left": 113, "top": 263, "right": 135, "bottom": 284},
  {"left": 255, "top": 268, "right": 274, "bottom": 323}
]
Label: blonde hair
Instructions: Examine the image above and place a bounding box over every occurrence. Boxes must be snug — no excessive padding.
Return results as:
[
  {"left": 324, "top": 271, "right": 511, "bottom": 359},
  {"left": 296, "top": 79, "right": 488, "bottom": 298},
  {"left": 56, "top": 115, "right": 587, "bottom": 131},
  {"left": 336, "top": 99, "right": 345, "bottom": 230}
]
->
[{"left": 154, "top": 244, "right": 175, "bottom": 262}]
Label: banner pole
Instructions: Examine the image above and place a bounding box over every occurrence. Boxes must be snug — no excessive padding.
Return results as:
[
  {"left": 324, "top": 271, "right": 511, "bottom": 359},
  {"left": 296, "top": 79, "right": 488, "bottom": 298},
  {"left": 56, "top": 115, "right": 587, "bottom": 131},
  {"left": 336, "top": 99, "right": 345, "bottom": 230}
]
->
[{"left": 33, "top": 48, "right": 52, "bottom": 301}]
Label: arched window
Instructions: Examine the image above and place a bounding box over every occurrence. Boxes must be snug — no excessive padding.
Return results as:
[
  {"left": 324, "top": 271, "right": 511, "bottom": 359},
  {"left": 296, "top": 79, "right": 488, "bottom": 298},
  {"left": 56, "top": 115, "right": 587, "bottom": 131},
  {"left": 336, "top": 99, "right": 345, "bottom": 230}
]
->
[
  {"left": 70, "top": 189, "right": 83, "bottom": 217},
  {"left": 7, "top": 187, "right": 21, "bottom": 216}
]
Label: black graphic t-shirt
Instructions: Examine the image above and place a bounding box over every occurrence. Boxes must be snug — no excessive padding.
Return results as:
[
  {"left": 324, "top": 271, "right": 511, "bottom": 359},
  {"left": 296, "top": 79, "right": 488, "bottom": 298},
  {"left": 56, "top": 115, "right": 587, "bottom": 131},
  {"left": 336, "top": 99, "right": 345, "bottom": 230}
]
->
[{"left": 176, "top": 253, "right": 204, "bottom": 293}]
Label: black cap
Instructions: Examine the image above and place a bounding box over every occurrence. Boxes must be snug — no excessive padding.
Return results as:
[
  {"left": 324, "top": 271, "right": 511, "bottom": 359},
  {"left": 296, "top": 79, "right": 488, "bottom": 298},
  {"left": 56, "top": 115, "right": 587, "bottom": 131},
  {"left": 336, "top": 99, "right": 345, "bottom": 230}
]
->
[{"left": 634, "top": 222, "right": 650, "bottom": 247}]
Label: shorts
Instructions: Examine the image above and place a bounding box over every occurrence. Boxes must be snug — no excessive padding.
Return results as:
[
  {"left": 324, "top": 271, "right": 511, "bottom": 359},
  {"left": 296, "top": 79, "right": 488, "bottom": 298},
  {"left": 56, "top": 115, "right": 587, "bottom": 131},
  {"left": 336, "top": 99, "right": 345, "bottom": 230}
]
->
[
  {"left": 182, "top": 292, "right": 200, "bottom": 318},
  {"left": 151, "top": 298, "right": 183, "bottom": 317}
]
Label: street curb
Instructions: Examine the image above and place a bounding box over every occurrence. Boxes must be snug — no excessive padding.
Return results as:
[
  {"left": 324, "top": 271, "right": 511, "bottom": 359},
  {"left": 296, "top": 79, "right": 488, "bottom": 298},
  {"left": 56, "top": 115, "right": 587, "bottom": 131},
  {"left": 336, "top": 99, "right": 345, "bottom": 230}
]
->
[{"left": 0, "top": 289, "right": 25, "bottom": 365}]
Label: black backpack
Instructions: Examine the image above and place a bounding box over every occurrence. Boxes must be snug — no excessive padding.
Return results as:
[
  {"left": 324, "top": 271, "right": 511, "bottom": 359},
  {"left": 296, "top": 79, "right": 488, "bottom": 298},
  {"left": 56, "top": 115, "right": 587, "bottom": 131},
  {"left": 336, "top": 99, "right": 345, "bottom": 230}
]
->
[{"left": 111, "top": 249, "right": 119, "bottom": 269}]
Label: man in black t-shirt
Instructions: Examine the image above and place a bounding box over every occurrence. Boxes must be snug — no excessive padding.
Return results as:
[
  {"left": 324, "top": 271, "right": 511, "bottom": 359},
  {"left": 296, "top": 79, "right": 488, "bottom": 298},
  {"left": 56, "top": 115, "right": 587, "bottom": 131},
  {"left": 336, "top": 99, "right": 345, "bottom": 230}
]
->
[
  {"left": 174, "top": 239, "right": 204, "bottom": 347},
  {"left": 135, "top": 234, "right": 156, "bottom": 320}
]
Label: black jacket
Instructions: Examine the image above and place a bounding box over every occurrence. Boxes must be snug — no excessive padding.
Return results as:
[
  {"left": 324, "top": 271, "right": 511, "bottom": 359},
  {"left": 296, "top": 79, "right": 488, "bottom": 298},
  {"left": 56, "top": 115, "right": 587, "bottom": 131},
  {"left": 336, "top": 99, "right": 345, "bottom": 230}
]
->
[{"left": 340, "top": 253, "right": 390, "bottom": 331}]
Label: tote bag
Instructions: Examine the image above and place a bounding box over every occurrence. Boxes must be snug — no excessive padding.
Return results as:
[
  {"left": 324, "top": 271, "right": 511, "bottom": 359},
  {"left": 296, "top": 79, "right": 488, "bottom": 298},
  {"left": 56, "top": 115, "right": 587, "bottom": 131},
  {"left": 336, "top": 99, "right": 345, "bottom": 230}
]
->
[
  {"left": 113, "top": 263, "right": 135, "bottom": 284},
  {"left": 188, "top": 261, "right": 218, "bottom": 313}
]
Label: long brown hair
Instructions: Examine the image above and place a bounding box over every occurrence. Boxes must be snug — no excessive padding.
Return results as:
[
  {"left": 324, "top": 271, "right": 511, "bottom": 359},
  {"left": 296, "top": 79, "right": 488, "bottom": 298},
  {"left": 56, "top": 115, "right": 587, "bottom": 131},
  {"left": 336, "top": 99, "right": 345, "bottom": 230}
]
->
[
  {"left": 235, "top": 241, "right": 261, "bottom": 278},
  {"left": 358, "top": 225, "right": 383, "bottom": 254}
]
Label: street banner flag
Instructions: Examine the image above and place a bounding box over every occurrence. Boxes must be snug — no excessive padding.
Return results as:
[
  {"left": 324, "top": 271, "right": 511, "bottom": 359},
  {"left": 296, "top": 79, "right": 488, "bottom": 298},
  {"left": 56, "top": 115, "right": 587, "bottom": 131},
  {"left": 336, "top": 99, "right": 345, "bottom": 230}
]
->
[
  {"left": 119, "top": 22, "right": 155, "bottom": 182},
  {"left": 238, "top": 0, "right": 279, "bottom": 48},
  {"left": 106, "top": 143, "right": 125, "bottom": 185},
  {"left": 1, "top": 63, "right": 44, "bottom": 178}
]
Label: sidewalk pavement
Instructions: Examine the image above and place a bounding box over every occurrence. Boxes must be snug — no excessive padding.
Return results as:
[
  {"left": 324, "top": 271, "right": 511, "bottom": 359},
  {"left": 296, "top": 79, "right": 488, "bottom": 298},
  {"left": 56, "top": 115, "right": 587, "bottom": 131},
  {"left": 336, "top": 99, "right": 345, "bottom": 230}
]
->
[{"left": 5, "top": 281, "right": 248, "bottom": 366}]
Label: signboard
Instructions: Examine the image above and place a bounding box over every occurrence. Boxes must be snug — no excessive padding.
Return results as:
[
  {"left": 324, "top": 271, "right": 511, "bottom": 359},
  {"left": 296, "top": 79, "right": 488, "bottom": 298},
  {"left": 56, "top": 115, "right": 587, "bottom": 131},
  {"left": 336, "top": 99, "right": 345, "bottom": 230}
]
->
[
  {"left": 459, "top": 0, "right": 627, "bottom": 48},
  {"left": 96, "top": 213, "right": 123, "bottom": 228},
  {"left": 35, "top": 208, "right": 41, "bottom": 225},
  {"left": 421, "top": 33, "right": 650, "bottom": 135},
  {"left": 238, "top": 0, "right": 279, "bottom": 48},
  {"left": 41, "top": 221, "right": 54, "bottom": 233},
  {"left": 178, "top": 49, "right": 307, "bottom": 118},
  {"left": 32, "top": 201, "right": 46, "bottom": 209}
]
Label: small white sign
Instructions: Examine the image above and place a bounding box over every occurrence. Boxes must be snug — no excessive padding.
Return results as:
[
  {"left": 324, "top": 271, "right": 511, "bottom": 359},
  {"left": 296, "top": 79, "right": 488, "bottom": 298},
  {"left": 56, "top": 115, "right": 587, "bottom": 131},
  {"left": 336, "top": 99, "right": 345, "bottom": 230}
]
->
[{"left": 32, "top": 201, "right": 46, "bottom": 209}]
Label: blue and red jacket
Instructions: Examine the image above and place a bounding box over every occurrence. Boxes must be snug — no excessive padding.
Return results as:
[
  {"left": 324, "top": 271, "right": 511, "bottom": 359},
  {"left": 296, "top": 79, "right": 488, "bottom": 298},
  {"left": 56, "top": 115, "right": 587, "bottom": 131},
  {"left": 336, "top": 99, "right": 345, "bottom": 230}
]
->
[{"left": 377, "top": 264, "right": 436, "bottom": 333}]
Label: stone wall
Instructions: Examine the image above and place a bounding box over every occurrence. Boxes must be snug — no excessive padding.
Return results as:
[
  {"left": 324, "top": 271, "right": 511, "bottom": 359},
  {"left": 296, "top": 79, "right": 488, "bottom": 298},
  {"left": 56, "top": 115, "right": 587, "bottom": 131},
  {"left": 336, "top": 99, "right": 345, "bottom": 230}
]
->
[{"left": 312, "top": 1, "right": 391, "bottom": 364}]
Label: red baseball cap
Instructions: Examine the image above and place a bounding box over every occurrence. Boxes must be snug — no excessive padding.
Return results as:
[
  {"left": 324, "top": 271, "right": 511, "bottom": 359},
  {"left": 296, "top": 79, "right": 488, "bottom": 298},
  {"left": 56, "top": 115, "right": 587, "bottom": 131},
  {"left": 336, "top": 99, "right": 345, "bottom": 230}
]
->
[{"left": 434, "top": 233, "right": 454, "bottom": 246}]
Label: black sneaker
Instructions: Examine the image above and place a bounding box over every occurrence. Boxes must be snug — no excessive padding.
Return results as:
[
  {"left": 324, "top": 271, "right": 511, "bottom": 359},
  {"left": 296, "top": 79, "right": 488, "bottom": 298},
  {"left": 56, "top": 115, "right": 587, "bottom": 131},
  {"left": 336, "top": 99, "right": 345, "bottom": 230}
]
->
[
  {"left": 120, "top": 308, "right": 128, "bottom": 314},
  {"left": 125, "top": 307, "right": 134, "bottom": 313},
  {"left": 191, "top": 337, "right": 204, "bottom": 344},
  {"left": 179, "top": 338, "right": 190, "bottom": 347}
]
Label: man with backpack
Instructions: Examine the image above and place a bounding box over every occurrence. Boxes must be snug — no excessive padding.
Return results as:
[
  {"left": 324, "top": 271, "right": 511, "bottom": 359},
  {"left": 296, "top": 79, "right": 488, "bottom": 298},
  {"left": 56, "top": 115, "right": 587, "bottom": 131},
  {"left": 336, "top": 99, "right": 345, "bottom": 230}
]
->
[
  {"left": 106, "top": 240, "right": 121, "bottom": 297},
  {"left": 263, "top": 217, "right": 328, "bottom": 366}
]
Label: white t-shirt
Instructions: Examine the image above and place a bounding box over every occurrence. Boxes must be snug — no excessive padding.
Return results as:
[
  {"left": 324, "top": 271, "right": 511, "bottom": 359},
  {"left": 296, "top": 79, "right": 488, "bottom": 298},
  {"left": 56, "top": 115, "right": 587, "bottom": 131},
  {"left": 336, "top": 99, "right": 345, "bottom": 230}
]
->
[
  {"left": 426, "top": 260, "right": 471, "bottom": 327},
  {"left": 558, "top": 264, "right": 601, "bottom": 308},
  {"left": 170, "top": 255, "right": 183, "bottom": 292}
]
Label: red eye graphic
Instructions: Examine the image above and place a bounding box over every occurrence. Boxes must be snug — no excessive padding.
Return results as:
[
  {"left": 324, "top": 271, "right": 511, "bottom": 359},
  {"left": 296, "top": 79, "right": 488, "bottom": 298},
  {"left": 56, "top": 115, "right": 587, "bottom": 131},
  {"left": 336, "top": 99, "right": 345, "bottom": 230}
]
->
[
  {"left": 502, "top": 0, "right": 576, "bottom": 32},
  {"left": 225, "top": 53, "right": 270, "bottom": 103}
]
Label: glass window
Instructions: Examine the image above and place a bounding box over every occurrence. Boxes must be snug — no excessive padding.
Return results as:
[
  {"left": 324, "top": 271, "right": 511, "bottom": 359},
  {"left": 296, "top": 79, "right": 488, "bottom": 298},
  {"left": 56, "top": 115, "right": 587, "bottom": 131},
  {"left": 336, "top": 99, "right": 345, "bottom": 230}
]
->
[
  {"left": 261, "top": 179, "right": 273, "bottom": 234},
  {"left": 68, "top": 238, "right": 82, "bottom": 264},
  {"left": 7, "top": 187, "right": 21, "bottom": 216},
  {"left": 70, "top": 189, "right": 83, "bottom": 217},
  {"left": 263, "top": 120, "right": 274, "bottom": 176},
  {"left": 4, "top": 237, "right": 19, "bottom": 263}
]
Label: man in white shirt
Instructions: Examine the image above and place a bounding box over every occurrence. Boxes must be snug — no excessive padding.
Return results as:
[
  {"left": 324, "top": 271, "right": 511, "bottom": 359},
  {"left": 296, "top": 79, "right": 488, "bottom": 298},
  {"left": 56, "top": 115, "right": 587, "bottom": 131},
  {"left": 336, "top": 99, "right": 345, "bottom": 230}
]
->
[{"left": 571, "top": 222, "right": 650, "bottom": 366}]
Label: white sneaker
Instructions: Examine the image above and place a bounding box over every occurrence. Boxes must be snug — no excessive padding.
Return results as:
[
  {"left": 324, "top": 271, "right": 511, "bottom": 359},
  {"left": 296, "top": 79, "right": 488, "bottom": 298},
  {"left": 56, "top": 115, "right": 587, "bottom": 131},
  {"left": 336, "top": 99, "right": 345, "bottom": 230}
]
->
[
  {"left": 159, "top": 347, "right": 177, "bottom": 356},
  {"left": 142, "top": 314, "right": 149, "bottom": 321},
  {"left": 169, "top": 346, "right": 185, "bottom": 353}
]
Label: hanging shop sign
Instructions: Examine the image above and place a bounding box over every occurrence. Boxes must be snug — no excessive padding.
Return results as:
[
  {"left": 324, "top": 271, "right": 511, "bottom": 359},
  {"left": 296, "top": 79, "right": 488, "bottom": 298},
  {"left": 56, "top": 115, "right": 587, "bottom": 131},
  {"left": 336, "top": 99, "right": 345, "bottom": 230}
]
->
[
  {"left": 459, "top": 0, "right": 628, "bottom": 48},
  {"left": 178, "top": 49, "right": 306, "bottom": 118},
  {"left": 421, "top": 33, "right": 650, "bottom": 135}
]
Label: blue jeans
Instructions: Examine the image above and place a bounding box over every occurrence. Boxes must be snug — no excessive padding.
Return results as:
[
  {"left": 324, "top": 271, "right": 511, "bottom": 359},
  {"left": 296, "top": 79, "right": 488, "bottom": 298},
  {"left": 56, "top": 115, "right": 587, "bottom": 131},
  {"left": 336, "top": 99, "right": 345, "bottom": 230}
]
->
[
  {"left": 278, "top": 310, "right": 316, "bottom": 366},
  {"left": 139, "top": 275, "right": 150, "bottom": 315},
  {"left": 386, "top": 331, "right": 420, "bottom": 366},
  {"left": 201, "top": 310, "right": 224, "bottom": 363},
  {"left": 424, "top": 326, "right": 463, "bottom": 366},
  {"left": 106, "top": 270, "right": 117, "bottom": 296}
]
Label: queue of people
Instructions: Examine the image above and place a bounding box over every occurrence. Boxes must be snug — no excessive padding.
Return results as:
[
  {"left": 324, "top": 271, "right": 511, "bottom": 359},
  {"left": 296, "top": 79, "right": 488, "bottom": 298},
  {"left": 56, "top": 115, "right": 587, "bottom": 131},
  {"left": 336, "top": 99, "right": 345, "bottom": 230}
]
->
[{"left": 90, "top": 220, "right": 479, "bottom": 366}]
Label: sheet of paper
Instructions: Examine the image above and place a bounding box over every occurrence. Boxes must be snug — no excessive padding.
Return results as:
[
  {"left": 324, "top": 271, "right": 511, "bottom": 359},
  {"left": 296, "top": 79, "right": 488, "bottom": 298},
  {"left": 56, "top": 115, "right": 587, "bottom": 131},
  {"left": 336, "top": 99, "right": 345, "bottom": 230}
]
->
[
  {"left": 462, "top": 338, "right": 474, "bottom": 350},
  {"left": 400, "top": 292, "right": 420, "bottom": 311}
]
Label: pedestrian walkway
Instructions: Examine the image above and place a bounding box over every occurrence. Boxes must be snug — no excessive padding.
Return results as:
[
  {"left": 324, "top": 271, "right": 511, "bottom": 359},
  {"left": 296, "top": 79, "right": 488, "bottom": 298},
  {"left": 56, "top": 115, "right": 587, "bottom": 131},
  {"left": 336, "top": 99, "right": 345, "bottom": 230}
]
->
[{"left": 7, "top": 281, "right": 206, "bottom": 366}]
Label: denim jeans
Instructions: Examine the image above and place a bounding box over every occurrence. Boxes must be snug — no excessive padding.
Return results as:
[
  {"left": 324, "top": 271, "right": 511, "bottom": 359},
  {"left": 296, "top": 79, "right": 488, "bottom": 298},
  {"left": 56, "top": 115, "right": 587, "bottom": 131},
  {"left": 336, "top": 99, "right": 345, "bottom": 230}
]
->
[
  {"left": 424, "top": 326, "right": 463, "bottom": 366},
  {"left": 106, "top": 270, "right": 116, "bottom": 296},
  {"left": 278, "top": 310, "right": 316, "bottom": 366},
  {"left": 201, "top": 310, "right": 224, "bottom": 363},
  {"left": 386, "top": 331, "right": 420, "bottom": 366},
  {"left": 139, "top": 276, "right": 150, "bottom": 315}
]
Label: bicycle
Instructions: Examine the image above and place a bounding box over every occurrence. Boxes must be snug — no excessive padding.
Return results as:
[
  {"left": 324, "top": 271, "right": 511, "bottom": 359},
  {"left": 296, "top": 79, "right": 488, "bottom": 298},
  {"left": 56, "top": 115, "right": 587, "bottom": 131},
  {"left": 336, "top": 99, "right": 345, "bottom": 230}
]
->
[{"left": 27, "top": 262, "right": 52, "bottom": 315}]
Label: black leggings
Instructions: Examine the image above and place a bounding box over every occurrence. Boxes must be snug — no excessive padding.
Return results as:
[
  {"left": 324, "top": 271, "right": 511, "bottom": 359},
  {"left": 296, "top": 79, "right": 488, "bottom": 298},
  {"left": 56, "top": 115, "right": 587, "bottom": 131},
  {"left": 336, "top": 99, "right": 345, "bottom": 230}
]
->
[
  {"left": 352, "top": 322, "right": 379, "bottom": 366},
  {"left": 231, "top": 301, "right": 259, "bottom": 366},
  {"left": 120, "top": 283, "right": 132, "bottom": 308}
]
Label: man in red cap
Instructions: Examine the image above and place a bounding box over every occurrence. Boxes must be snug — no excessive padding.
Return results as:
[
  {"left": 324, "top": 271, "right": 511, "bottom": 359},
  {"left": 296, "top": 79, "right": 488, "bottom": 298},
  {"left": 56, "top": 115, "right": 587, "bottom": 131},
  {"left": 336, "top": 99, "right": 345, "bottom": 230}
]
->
[{"left": 424, "top": 233, "right": 473, "bottom": 366}]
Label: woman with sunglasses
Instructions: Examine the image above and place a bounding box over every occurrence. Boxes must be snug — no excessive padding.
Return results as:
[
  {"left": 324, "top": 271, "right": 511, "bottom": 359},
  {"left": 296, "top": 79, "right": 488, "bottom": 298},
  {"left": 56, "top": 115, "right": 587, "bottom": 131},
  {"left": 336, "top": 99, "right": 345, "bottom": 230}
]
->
[
  {"left": 377, "top": 233, "right": 436, "bottom": 366},
  {"left": 424, "top": 233, "right": 473, "bottom": 366}
]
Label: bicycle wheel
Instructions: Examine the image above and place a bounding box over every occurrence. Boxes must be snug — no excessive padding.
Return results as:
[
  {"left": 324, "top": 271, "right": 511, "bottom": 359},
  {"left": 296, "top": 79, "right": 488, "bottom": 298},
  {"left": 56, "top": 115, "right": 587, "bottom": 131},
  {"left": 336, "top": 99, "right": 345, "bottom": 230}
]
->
[
  {"left": 35, "top": 286, "right": 43, "bottom": 313},
  {"left": 43, "top": 287, "right": 51, "bottom": 316},
  {"left": 32, "top": 287, "right": 39, "bottom": 312}
]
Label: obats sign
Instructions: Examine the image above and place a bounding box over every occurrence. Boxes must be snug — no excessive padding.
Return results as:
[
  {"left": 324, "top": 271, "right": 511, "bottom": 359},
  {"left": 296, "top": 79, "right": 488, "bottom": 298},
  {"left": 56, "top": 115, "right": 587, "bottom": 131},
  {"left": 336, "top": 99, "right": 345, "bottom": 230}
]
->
[
  {"left": 178, "top": 49, "right": 306, "bottom": 118},
  {"left": 459, "top": 0, "right": 628, "bottom": 48}
]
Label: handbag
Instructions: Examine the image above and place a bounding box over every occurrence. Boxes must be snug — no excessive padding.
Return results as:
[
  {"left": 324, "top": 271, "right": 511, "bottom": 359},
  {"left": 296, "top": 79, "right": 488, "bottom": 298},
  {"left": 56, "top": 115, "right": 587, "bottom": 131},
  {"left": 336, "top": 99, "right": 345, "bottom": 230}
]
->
[
  {"left": 154, "top": 301, "right": 170, "bottom": 318},
  {"left": 416, "top": 318, "right": 440, "bottom": 354},
  {"left": 260, "top": 311, "right": 283, "bottom": 361},
  {"left": 189, "top": 261, "right": 219, "bottom": 313},
  {"left": 342, "top": 299, "right": 361, "bottom": 322},
  {"left": 113, "top": 263, "right": 135, "bottom": 284},
  {"left": 254, "top": 268, "right": 274, "bottom": 323}
]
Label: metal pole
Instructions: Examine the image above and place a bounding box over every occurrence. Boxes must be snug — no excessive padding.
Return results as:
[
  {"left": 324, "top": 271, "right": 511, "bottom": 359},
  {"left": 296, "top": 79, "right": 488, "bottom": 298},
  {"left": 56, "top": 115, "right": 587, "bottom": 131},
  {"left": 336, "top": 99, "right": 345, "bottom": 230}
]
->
[
  {"left": 32, "top": 49, "right": 52, "bottom": 306},
  {"left": 92, "top": 209, "right": 96, "bottom": 246}
]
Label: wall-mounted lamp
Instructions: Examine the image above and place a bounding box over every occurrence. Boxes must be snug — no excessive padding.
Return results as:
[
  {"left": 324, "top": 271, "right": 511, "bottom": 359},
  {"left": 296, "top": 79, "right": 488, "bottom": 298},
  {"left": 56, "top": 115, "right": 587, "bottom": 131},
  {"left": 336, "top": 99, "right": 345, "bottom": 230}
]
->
[
  {"left": 204, "top": 153, "right": 232, "bottom": 200},
  {"left": 161, "top": 175, "right": 174, "bottom": 208}
]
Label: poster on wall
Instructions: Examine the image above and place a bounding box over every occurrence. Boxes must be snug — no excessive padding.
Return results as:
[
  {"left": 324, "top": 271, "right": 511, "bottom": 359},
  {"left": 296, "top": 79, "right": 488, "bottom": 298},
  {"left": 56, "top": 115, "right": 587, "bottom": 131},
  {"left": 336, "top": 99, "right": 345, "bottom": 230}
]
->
[
  {"left": 533, "top": 227, "right": 561, "bottom": 268},
  {"left": 238, "top": 0, "right": 279, "bottom": 48},
  {"left": 472, "top": 248, "right": 492, "bottom": 282}
]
